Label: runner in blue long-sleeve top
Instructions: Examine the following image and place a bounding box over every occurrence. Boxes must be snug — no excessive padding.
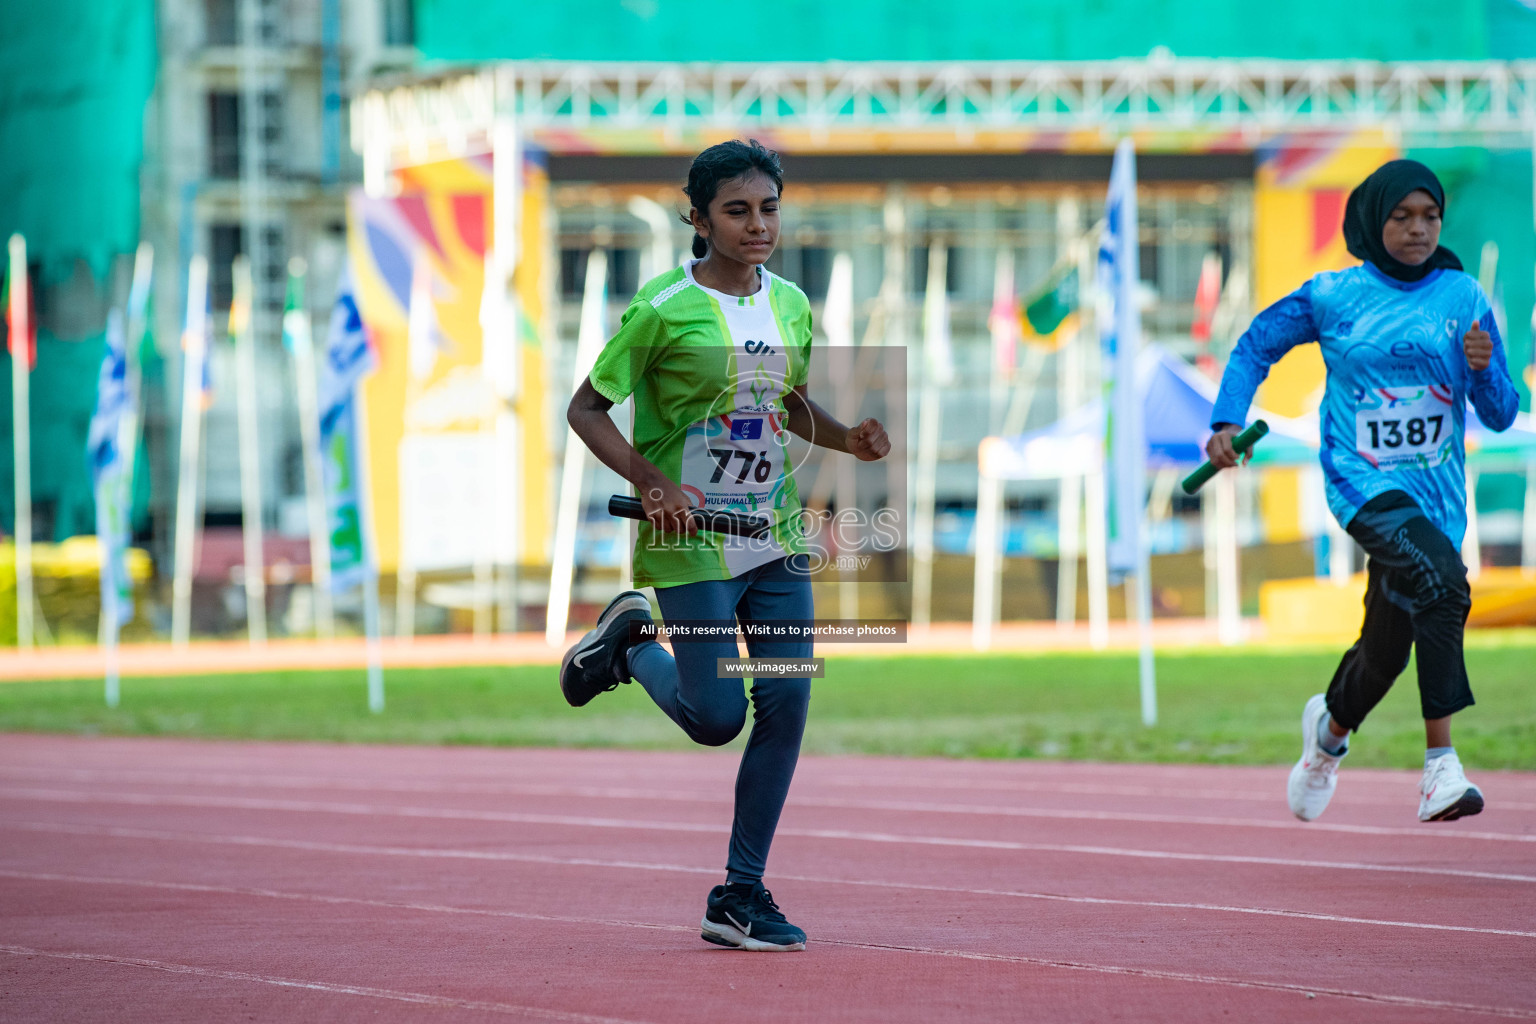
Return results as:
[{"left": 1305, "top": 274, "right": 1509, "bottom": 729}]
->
[{"left": 1206, "top": 160, "right": 1520, "bottom": 824}]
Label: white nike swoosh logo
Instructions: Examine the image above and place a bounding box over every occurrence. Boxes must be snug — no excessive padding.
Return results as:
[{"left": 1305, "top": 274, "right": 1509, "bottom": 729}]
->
[
  {"left": 724, "top": 911, "right": 751, "bottom": 936},
  {"left": 572, "top": 649, "right": 594, "bottom": 669}
]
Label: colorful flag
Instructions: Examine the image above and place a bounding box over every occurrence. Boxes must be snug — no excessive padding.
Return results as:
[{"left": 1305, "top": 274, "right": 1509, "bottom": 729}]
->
[
  {"left": 320, "top": 263, "right": 378, "bottom": 593},
  {"left": 320, "top": 263, "right": 374, "bottom": 414},
  {"left": 127, "top": 251, "right": 157, "bottom": 374},
  {"left": 182, "top": 268, "right": 214, "bottom": 410},
  {"left": 1192, "top": 251, "right": 1222, "bottom": 377},
  {"left": 88, "top": 309, "right": 134, "bottom": 628},
  {"left": 1191, "top": 251, "right": 1222, "bottom": 344},
  {"left": 1097, "top": 139, "right": 1147, "bottom": 581},
  {"left": 4, "top": 237, "right": 36, "bottom": 371},
  {"left": 1021, "top": 263, "right": 1079, "bottom": 345},
  {"left": 282, "top": 261, "right": 309, "bottom": 355},
  {"left": 988, "top": 252, "right": 1019, "bottom": 373}
]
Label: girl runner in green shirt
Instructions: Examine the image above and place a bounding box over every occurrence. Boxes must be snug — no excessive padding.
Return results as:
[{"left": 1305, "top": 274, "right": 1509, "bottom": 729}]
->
[{"left": 561, "top": 140, "right": 891, "bottom": 951}]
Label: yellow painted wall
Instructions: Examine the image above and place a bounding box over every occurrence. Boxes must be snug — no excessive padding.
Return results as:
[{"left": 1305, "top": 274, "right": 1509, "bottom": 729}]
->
[{"left": 348, "top": 155, "right": 554, "bottom": 572}]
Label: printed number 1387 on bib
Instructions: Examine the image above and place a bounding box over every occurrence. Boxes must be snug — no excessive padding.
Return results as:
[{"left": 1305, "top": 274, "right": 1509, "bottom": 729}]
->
[{"left": 1353, "top": 384, "right": 1455, "bottom": 470}]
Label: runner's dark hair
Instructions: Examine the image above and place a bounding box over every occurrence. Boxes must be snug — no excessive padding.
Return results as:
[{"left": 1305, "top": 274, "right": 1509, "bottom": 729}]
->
[{"left": 680, "top": 139, "right": 783, "bottom": 259}]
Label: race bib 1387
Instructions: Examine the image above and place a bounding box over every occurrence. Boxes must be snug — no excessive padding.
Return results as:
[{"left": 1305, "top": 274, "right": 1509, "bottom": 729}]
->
[{"left": 1354, "top": 384, "right": 1456, "bottom": 470}]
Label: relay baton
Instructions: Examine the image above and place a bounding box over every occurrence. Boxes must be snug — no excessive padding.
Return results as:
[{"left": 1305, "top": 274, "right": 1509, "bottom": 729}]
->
[
  {"left": 1180, "top": 420, "right": 1270, "bottom": 495},
  {"left": 607, "top": 494, "right": 771, "bottom": 538}
]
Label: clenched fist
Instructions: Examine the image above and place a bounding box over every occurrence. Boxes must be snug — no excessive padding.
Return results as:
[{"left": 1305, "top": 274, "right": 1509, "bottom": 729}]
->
[
  {"left": 1465, "top": 324, "right": 1493, "bottom": 372},
  {"left": 846, "top": 418, "right": 891, "bottom": 461}
]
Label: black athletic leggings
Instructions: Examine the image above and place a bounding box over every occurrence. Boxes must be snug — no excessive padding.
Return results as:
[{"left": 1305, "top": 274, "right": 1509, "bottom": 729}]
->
[{"left": 1325, "top": 490, "right": 1475, "bottom": 730}]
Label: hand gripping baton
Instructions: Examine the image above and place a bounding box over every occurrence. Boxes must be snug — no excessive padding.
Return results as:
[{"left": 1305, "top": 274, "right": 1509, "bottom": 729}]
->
[
  {"left": 607, "top": 494, "right": 771, "bottom": 538},
  {"left": 1181, "top": 420, "right": 1269, "bottom": 495}
]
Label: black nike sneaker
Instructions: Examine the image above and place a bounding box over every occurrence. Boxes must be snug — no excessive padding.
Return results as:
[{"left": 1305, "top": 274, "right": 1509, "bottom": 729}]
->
[
  {"left": 558, "top": 591, "right": 652, "bottom": 707},
  {"left": 700, "top": 882, "right": 807, "bottom": 951}
]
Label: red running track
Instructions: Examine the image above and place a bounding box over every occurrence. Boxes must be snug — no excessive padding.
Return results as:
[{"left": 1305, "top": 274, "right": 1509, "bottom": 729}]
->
[{"left": 2, "top": 735, "right": 1533, "bottom": 1023}]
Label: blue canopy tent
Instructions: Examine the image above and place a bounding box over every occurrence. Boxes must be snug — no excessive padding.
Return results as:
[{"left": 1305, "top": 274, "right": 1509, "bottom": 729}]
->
[
  {"left": 979, "top": 345, "right": 1317, "bottom": 480},
  {"left": 974, "top": 346, "right": 1536, "bottom": 648},
  {"left": 973, "top": 345, "right": 1325, "bottom": 651}
]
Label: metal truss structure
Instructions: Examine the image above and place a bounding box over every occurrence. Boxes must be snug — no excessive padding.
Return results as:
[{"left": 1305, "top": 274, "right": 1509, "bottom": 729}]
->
[{"left": 356, "top": 58, "right": 1536, "bottom": 171}]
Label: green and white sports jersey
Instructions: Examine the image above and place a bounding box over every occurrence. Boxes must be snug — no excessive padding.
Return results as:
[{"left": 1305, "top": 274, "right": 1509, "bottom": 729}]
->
[{"left": 589, "top": 261, "right": 813, "bottom": 587}]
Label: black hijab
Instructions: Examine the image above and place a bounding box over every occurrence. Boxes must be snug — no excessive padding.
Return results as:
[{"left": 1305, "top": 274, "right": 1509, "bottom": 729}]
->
[{"left": 1342, "top": 159, "right": 1462, "bottom": 282}]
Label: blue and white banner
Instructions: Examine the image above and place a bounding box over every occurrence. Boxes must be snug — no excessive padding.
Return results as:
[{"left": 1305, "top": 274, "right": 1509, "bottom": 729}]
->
[
  {"left": 1097, "top": 138, "right": 1147, "bottom": 581},
  {"left": 320, "top": 263, "right": 375, "bottom": 418},
  {"left": 320, "top": 263, "right": 378, "bottom": 593},
  {"left": 87, "top": 309, "right": 134, "bottom": 629}
]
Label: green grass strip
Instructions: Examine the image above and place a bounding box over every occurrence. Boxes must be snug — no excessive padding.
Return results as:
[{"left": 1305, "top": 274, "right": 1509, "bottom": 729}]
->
[{"left": 1, "top": 642, "right": 1532, "bottom": 769}]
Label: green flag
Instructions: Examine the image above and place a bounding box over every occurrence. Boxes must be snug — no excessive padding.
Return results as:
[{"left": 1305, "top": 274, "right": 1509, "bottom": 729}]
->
[{"left": 1023, "top": 264, "right": 1078, "bottom": 339}]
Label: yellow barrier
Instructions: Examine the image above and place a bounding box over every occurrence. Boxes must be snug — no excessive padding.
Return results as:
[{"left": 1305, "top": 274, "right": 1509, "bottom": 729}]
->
[
  {"left": 1259, "top": 575, "right": 1368, "bottom": 643},
  {"left": 1260, "top": 567, "right": 1536, "bottom": 641}
]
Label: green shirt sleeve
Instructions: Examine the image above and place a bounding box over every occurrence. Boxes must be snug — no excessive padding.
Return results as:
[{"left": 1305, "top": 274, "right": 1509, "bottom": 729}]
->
[
  {"left": 589, "top": 297, "right": 667, "bottom": 404},
  {"left": 787, "top": 289, "right": 813, "bottom": 389}
]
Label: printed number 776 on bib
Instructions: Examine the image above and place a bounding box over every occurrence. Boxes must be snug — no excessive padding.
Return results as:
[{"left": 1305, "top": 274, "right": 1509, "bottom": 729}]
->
[{"left": 709, "top": 448, "right": 775, "bottom": 484}]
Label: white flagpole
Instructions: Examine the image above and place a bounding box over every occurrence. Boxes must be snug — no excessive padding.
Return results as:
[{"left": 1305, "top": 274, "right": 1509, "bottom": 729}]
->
[
  {"left": 397, "top": 256, "right": 435, "bottom": 641},
  {"left": 546, "top": 250, "right": 607, "bottom": 646},
  {"left": 232, "top": 256, "right": 267, "bottom": 645},
  {"left": 971, "top": 468, "right": 1001, "bottom": 651},
  {"left": 989, "top": 249, "right": 1012, "bottom": 436},
  {"left": 1215, "top": 470, "right": 1242, "bottom": 645},
  {"left": 473, "top": 252, "right": 500, "bottom": 640},
  {"left": 1327, "top": 516, "right": 1352, "bottom": 584},
  {"left": 353, "top": 385, "right": 385, "bottom": 712},
  {"left": 103, "top": 584, "right": 120, "bottom": 706},
  {"left": 880, "top": 191, "right": 909, "bottom": 611},
  {"left": 974, "top": 339, "right": 1050, "bottom": 650},
  {"left": 1463, "top": 468, "right": 1483, "bottom": 581},
  {"left": 1085, "top": 462, "right": 1110, "bottom": 649},
  {"left": 624, "top": 199, "right": 676, "bottom": 593},
  {"left": 171, "top": 255, "right": 209, "bottom": 648},
  {"left": 100, "top": 245, "right": 152, "bottom": 706},
  {"left": 491, "top": 74, "right": 524, "bottom": 634},
  {"left": 1058, "top": 211, "right": 1089, "bottom": 627},
  {"left": 1135, "top": 521, "right": 1157, "bottom": 726},
  {"left": 287, "top": 259, "right": 334, "bottom": 637},
  {"left": 7, "top": 235, "right": 33, "bottom": 650},
  {"left": 980, "top": 247, "right": 1015, "bottom": 639},
  {"left": 823, "top": 251, "right": 859, "bottom": 621},
  {"left": 122, "top": 242, "right": 153, "bottom": 511},
  {"left": 486, "top": 252, "right": 526, "bottom": 631},
  {"left": 911, "top": 242, "right": 950, "bottom": 631},
  {"left": 98, "top": 308, "right": 129, "bottom": 708},
  {"left": 1100, "top": 140, "right": 1155, "bottom": 723}
]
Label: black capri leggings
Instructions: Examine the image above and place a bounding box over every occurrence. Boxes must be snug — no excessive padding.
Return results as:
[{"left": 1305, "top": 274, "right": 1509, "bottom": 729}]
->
[{"left": 1325, "top": 490, "right": 1475, "bottom": 730}]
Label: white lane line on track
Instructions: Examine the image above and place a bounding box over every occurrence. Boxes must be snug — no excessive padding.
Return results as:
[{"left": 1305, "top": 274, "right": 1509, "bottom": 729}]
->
[
  {"left": 1, "top": 877, "right": 1532, "bottom": 1021},
  {"left": 0, "top": 944, "right": 657, "bottom": 1024},
  {"left": 13, "top": 764, "right": 1534, "bottom": 812},
  {"left": 5, "top": 826, "right": 1534, "bottom": 939},
  {"left": 811, "top": 939, "right": 1536, "bottom": 1021},
  {"left": 817, "top": 772, "right": 1536, "bottom": 809},
  {"left": 6, "top": 764, "right": 1533, "bottom": 814},
  {"left": 7, "top": 809, "right": 1536, "bottom": 888},
  {"left": 3, "top": 784, "right": 1533, "bottom": 844}
]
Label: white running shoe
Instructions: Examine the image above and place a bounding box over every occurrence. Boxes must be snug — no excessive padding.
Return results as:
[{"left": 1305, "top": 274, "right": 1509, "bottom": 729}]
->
[
  {"left": 1419, "top": 752, "right": 1484, "bottom": 822},
  {"left": 1287, "top": 694, "right": 1346, "bottom": 822}
]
